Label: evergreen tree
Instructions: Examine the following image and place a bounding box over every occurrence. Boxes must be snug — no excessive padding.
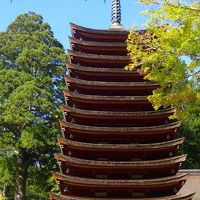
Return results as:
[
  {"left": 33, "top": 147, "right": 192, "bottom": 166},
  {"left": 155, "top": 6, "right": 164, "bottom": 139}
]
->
[{"left": 0, "top": 12, "right": 66, "bottom": 200}]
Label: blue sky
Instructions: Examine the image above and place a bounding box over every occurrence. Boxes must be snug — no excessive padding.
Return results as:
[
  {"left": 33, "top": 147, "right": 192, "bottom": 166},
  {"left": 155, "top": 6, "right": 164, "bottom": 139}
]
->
[{"left": 1, "top": 0, "right": 148, "bottom": 49}]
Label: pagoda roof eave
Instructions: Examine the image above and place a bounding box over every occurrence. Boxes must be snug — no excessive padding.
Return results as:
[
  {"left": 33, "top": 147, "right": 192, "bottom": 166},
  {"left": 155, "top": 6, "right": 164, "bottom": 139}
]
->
[
  {"left": 57, "top": 137, "right": 184, "bottom": 152},
  {"left": 55, "top": 154, "right": 187, "bottom": 168},
  {"left": 68, "top": 50, "right": 130, "bottom": 61},
  {"left": 64, "top": 91, "right": 148, "bottom": 104},
  {"left": 54, "top": 172, "right": 188, "bottom": 187},
  {"left": 66, "top": 63, "right": 140, "bottom": 76},
  {"left": 50, "top": 192, "right": 195, "bottom": 200},
  {"left": 69, "top": 36, "right": 127, "bottom": 47},
  {"left": 65, "top": 76, "right": 159, "bottom": 90},
  {"left": 60, "top": 120, "right": 181, "bottom": 135},
  {"left": 70, "top": 22, "right": 129, "bottom": 35},
  {"left": 61, "top": 105, "right": 174, "bottom": 119}
]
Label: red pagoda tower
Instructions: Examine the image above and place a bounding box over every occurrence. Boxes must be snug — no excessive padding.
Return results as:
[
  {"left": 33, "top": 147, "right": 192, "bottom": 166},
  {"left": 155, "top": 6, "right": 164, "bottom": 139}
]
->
[{"left": 50, "top": 1, "right": 195, "bottom": 199}]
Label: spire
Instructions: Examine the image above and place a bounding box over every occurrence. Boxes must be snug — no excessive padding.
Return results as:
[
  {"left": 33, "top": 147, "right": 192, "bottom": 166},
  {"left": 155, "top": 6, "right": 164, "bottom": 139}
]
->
[{"left": 110, "top": 0, "right": 124, "bottom": 30}]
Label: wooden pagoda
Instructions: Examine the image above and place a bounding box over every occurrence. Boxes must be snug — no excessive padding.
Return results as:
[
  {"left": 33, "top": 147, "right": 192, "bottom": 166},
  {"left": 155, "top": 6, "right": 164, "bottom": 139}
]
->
[
  {"left": 49, "top": 22, "right": 195, "bottom": 200},
  {"left": 50, "top": 1, "right": 195, "bottom": 199}
]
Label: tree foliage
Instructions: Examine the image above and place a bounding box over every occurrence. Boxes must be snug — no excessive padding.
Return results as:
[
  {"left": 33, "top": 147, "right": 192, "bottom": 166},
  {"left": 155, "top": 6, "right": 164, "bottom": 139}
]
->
[
  {"left": 127, "top": 0, "right": 200, "bottom": 119},
  {"left": 0, "top": 12, "right": 66, "bottom": 199},
  {"left": 178, "top": 110, "right": 200, "bottom": 168}
]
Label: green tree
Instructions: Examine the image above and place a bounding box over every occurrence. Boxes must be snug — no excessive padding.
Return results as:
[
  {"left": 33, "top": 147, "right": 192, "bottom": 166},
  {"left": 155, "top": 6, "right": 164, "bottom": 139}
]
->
[
  {"left": 0, "top": 12, "right": 66, "bottom": 200},
  {"left": 178, "top": 111, "right": 200, "bottom": 168},
  {"left": 127, "top": 0, "right": 200, "bottom": 120},
  {"left": 0, "top": 156, "right": 16, "bottom": 198}
]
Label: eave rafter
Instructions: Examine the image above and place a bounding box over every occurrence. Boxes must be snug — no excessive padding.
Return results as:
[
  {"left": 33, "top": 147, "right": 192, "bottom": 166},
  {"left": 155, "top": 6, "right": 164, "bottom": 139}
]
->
[
  {"left": 50, "top": 192, "right": 195, "bottom": 200},
  {"left": 61, "top": 104, "right": 174, "bottom": 120},
  {"left": 67, "top": 63, "right": 139, "bottom": 74},
  {"left": 66, "top": 63, "right": 142, "bottom": 79},
  {"left": 69, "top": 37, "right": 126, "bottom": 48},
  {"left": 68, "top": 50, "right": 130, "bottom": 61},
  {"left": 64, "top": 90, "right": 149, "bottom": 105},
  {"left": 54, "top": 172, "right": 188, "bottom": 188},
  {"left": 55, "top": 154, "right": 187, "bottom": 169},
  {"left": 65, "top": 76, "right": 159, "bottom": 90},
  {"left": 60, "top": 120, "right": 181, "bottom": 135},
  {"left": 57, "top": 137, "right": 184, "bottom": 152}
]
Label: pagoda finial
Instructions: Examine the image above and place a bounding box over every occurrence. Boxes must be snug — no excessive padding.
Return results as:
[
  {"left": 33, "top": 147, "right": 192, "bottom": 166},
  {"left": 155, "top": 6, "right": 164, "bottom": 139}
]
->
[{"left": 110, "top": 0, "right": 124, "bottom": 29}]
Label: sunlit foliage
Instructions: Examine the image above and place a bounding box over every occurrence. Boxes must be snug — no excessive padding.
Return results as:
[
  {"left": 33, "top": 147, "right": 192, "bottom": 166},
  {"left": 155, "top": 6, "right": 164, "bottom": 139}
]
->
[{"left": 127, "top": 0, "right": 200, "bottom": 119}]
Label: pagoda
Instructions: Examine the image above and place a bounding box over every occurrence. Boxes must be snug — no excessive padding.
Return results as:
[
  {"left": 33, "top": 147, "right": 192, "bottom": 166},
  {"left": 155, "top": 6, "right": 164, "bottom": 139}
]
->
[{"left": 50, "top": 0, "right": 195, "bottom": 199}]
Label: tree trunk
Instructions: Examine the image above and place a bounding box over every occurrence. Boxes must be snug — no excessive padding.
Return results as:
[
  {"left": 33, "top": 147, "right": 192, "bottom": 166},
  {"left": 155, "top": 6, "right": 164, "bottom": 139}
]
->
[
  {"left": 3, "top": 184, "right": 7, "bottom": 197},
  {"left": 14, "top": 150, "right": 30, "bottom": 200}
]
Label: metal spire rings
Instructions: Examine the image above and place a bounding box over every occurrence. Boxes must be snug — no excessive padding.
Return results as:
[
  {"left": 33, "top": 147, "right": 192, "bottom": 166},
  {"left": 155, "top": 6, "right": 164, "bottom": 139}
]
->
[{"left": 110, "top": 0, "right": 124, "bottom": 29}]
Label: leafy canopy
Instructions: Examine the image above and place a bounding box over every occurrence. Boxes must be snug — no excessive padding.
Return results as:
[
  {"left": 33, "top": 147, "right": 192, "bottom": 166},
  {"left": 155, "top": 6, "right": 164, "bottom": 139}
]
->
[{"left": 127, "top": 0, "right": 200, "bottom": 119}]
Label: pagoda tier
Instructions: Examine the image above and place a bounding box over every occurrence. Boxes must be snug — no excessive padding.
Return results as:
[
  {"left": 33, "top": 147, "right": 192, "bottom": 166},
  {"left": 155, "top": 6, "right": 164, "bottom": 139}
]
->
[
  {"left": 58, "top": 137, "right": 184, "bottom": 161},
  {"left": 70, "top": 23, "right": 128, "bottom": 42},
  {"left": 61, "top": 105, "right": 174, "bottom": 126},
  {"left": 60, "top": 120, "right": 180, "bottom": 143},
  {"left": 50, "top": 193, "right": 195, "bottom": 200},
  {"left": 51, "top": 23, "right": 194, "bottom": 199},
  {"left": 68, "top": 50, "right": 130, "bottom": 68},
  {"left": 55, "top": 154, "right": 186, "bottom": 178},
  {"left": 64, "top": 91, "right": 155, "bottom": 111},
  {"left": 65, "top": 76, "right": 159, "bottom": 96},
  {"left": 69, "top": 37, "right": 127, "bottom": 55},
  {"left": 67, "top": 63, "right": 144, "bottom": 82},
  {"left": 54, "top": 173, "right": 188, "bottom": 197}
]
